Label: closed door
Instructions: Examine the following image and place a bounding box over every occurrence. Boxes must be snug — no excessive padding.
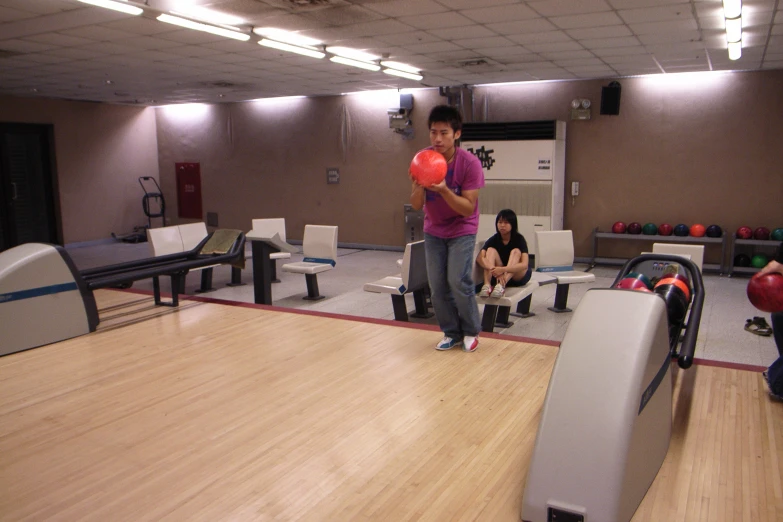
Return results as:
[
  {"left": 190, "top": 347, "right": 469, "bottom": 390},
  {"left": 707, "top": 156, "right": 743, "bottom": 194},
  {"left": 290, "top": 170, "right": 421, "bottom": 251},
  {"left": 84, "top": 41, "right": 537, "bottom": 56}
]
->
[{"left": 0, "top": 123, "right": 59, "bottom": 252}]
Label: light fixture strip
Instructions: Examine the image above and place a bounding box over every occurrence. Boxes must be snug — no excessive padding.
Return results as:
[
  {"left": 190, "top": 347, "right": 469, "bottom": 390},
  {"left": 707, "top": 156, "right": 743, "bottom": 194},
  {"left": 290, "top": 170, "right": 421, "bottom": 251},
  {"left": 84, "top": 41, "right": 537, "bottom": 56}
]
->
[
  {"left": 76, "top": 0, "right": 143, "bottom": 16},
  {"left": 723, "top": 0, "right": 742, "bottom": 20},
  {"left": 383, "top": 68, "right": 423, "bottom": 81},
  {"left": 725, "top": 16, "right": 742, "bottom": 43},
  {"left": 259, "top": 39, "right": 325, "bottom": 59},
  {"left": 727, "top": 41, "right": 742, "bottom": 60},
  {"left": 156, "top": 14, "right": 250, "bottom": 41},
  {"left": 253, "top": 28, "right": 321, "bottom": 48},
  {"left": 379, "top": 61, "right": 420, "bottom": 74},
  {"left": 330, "top": 56, "right": 381, "bottom": 71}
]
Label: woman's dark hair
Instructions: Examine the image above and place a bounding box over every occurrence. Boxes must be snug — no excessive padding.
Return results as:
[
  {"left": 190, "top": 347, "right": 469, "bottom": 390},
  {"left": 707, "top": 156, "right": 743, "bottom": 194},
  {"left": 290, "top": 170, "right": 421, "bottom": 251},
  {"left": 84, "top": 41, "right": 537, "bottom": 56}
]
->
[
  {"left": 495, "top": 209, "right": 519, "bottom": 236},
  {"left": 427, "top": 105, "right": 462, "bottom": 133}
]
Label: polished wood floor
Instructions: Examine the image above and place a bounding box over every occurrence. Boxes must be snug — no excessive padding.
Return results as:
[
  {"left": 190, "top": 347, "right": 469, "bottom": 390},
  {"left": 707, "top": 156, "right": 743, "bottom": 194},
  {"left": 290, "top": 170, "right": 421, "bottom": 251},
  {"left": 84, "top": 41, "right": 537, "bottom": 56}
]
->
[{"left": 0, "top": 290, "right": 781, "bottom": 521}]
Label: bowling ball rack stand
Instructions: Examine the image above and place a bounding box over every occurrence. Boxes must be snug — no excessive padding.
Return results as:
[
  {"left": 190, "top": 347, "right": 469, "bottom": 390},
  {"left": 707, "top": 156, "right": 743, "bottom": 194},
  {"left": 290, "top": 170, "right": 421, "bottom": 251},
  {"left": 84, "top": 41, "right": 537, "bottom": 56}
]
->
[{"left": 612, "top": 254, "right": 704, "bottom": 369}]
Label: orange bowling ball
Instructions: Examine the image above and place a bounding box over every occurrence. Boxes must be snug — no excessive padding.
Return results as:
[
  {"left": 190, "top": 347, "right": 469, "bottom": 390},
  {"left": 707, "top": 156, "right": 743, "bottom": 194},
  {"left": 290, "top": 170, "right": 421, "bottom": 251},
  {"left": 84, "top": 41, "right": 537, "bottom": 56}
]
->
[
  {"left": 689, "top": 224, "right": 706, "bottom": 237},
  {"left": 410, "top": 149, "right": 447, "bottom": 186}
]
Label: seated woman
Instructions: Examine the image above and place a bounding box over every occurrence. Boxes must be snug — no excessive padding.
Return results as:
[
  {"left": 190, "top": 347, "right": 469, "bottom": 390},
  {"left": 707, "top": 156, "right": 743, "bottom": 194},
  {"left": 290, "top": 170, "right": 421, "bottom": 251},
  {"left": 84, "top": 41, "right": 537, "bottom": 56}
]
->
[{"left": 476, "top": 209, "right": 532, "bottom": 298}]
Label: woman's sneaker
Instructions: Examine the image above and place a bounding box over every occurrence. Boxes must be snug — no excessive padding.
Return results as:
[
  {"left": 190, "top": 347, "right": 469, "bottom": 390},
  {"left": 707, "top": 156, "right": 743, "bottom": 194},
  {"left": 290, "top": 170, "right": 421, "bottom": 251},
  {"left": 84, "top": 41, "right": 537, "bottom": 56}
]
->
[
  {"left": 478, "top": 284, "right": 492, "bottom": 297},
  {"left": 436, "top": 337, "right": 462, "bottom": 350},
  {"left": 490, "top": 284, "right": 505, "bottom": 298}
]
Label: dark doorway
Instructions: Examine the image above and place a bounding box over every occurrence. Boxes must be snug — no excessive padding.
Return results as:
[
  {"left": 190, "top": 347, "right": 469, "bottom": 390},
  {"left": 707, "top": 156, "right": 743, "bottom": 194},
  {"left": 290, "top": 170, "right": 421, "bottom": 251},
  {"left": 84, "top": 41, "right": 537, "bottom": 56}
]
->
[{"left": 0, "top": 123, "right": 60, "bottom": 252}]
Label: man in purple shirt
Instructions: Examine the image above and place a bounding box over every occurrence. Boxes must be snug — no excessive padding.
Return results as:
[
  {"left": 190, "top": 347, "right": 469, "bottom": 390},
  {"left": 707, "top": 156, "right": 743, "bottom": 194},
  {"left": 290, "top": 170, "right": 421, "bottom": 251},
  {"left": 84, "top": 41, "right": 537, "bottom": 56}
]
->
[
  {"left": 761, "top": 242, "right": 783, "bottom": 400},
  {"left": 409, "top": 105, "right": 485, "bottom": 352}
]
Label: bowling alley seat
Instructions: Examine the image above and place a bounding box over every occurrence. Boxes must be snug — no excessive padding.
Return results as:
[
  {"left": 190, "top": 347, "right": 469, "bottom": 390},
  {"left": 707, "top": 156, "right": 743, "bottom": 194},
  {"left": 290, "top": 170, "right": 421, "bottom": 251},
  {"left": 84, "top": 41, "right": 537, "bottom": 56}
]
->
[
  {"left": 652, "top": 243, "right": 704, "bottom": 272},
  {"left": 535, "top": 230, "right": 596, "bottom": 313},
  {"left": 148, "top": 222, "right": 221, "bottom": 293},
  {"left": 363, "top": 240, "right": 432, "bottom": 321},
  {"left": 251, "top": 218, "right": 291, "bottom": 282},
  {"left": 281, "top": 225, "right": 338, "bottom": 300}
]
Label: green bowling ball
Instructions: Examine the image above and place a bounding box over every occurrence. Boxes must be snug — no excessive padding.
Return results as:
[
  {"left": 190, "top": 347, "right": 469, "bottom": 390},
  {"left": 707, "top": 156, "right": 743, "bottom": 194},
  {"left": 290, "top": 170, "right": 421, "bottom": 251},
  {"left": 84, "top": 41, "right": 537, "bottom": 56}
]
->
[
  {"left": 751, "top": 254, "right": 769, "bottom": 269},
  {"left": 771, "top": 228, "right": 783, "bottom": 242},
  {"left": 642, "top": 223, "right": 658, "bottom": 235}
]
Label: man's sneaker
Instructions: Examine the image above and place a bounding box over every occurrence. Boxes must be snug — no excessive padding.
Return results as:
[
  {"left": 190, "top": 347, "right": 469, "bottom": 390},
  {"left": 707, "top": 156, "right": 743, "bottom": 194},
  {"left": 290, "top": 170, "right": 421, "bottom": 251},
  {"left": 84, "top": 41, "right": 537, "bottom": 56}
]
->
[
  {"left": 436, "top": 337, "right": 462, "bottom": 350},
  {"left": 462, "top": 335, "right": 479, "bottom": 352},
  {"left": 490, "top": 284, "right": 505, "bottom": 298},
  {"left": 478, "top": 284, "right": 492, "bottom": 297}
]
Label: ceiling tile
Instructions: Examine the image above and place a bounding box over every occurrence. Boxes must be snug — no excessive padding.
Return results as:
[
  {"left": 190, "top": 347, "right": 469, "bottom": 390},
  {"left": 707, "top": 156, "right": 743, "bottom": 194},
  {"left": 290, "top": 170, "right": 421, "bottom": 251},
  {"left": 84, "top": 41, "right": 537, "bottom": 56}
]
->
[
  {"left": 618, "top": 5, "right": 696, "bottom": 24},
  {"left": 528, "top": 0, "right": 613, "bottom": 17},
  {"left": 397, "top": 11, "right": 475, "bottom": 30},
  {"left": 486, "top": 18, "right": 559, "bottom": 35},
  {"left": 459, "top": 4, "right": 539, "bottom": 24},
  {"left": 365, "top": 0, "right": 448, "bottom": 16},
  {"left": 550, "top": 12, "right": 625, "bottom": 30},
  {"left": 428, "top": 25, "right": 497, "bottom": 39},
  {"left": 566, "top": 25, "right": 633, "bottom": 39}
]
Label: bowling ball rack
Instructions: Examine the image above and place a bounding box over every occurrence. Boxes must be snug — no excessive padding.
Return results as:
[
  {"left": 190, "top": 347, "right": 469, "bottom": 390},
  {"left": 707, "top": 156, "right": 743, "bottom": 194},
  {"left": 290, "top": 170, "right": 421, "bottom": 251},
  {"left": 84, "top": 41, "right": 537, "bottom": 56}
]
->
[{"left": 612, "top": 254, "right": 704, "bottom": 369}]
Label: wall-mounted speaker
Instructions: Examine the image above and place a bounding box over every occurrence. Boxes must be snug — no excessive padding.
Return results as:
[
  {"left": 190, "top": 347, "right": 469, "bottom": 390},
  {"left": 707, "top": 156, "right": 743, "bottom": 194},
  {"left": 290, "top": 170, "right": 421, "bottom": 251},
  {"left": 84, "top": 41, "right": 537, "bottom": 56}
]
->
[{"left": 600, "top": 81, "right": 622, "bottom": 116}]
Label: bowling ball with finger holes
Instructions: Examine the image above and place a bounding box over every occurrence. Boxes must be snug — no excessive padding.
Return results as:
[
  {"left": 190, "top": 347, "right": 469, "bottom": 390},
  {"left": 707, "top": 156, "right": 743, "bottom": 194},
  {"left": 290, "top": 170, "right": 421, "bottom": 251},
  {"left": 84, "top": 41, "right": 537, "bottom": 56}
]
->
[
  {"left": 654, "top": 283, "right": 689, "bottom": 326},
  {"left": 689, "top": 224, "right": 706, "bottom": 237},
  {"left": 673, "top": 224, "right": 689, "bottom": 237},
  {"left": 642, "top": 223, "right": 658, "bottom": 235},
  {"left": 734, "top": 254, "right": 751, "bottom": 267},
  {"left": 751, "top": 254, "right": 769, "bottom": 268},
  {"left": 410, "top": 149, "right": 447, "bottom": 186},
  {"left": 754, "top": 227, "right": 771, "bottom": 240},
  {"left": 772, "top": 228, "right": 783, "bottom": 242},
  {"left": 612, "top": 221, "right": 627, "bottom": 234},
  {"left": 736, "top": 226, "right": 753, "bottom": 239},
  {"left": 625, "top": 271, "right": 653, "bottom": 289},
  {"left": 747, "top": 272, "right": 783, "bottom": 313},
  {"left": 627, "top": 222, "right": 642, "bottom": 235},
  {"left": 705, "top": 225, "right": 722, "bottom": 238},
  {"left": 658, "top": 223, "right": 673, "bottom": 236}
]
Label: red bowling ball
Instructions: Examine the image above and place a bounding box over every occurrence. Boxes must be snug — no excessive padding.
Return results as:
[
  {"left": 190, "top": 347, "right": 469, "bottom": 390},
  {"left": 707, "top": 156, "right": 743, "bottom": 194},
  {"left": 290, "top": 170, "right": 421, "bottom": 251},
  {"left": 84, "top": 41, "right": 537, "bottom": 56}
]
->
[
  {"left": 612, "top": 222, "right": 626, "bottom": 234},
  {"left": 410, "top": 149, "right": 447, "bottom": 186},
  {"left": 747, "top": 272, "right": 783, "bottom": 313},
  {"left": 754, "top": 227, "right": 771, "bottom": 240},
  {"left": 627, "top": 222, "right": 642, "bottom": 235},
  {"left": 736, "top": 226, "right": 753, "bottom": 239},
  {"left": 658, "top": 223, "right": 673, "bottom": 236}
]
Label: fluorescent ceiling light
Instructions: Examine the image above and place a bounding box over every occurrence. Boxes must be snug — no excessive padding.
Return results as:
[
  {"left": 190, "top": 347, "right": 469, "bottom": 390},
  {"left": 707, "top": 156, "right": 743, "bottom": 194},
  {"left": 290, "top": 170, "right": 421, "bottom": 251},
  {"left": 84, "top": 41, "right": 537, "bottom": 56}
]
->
[
  {"left": 330, "top": 56, "right": 381, "bottom": 71},
  {"left": 326, "top": 47, "right": 379, "bottom": 62},
  {"left": 728, "top": 41, "right": 742, "bottom": 60},
  {"left": 259, "top": 39, "right": 325, "bottom": 59},
  {"left": 379, "top": 61, "right": 420, "bottom": 74},
  {"left": 253, "top": 28, "right": 321, "bottom": 47},
  {"left": 383, "top": 68, "right": 423, "bottom": 81},
  {"left": 725, "top": 17, "right": 742, "bottom": 43},
  {"left": 156, "top": 14, "right": 249, "bottom": 41},
  {"left": 172, "top": 6, "right": 245, "bottom": 27},
  {"left": 76, "top": 0, "right": 143, "bottom": 16},
  {"left": 723, "top": 0, "right": 741, "bottom": 19}
]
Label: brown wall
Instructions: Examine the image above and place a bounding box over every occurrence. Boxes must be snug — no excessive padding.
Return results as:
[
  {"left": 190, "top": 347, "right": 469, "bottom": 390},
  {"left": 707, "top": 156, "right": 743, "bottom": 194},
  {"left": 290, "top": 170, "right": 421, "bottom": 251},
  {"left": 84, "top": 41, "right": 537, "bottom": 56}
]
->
[
  {"left": 156, "top": 70, "right": 783, "bottom": 264},
  {"left": 4, "top": 68, "right": 782, "bottom": 261},
  {"left": 0, "top": 95, "right": 159, "bottom": 244}
]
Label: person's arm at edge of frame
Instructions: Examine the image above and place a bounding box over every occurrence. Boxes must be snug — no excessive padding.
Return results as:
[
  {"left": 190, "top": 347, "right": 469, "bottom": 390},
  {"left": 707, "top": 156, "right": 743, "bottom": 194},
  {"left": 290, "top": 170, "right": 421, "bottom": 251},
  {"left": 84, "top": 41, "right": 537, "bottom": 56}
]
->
[
  {"left": 759, "top": 242, "right": 783, "bottom": 276},
  {"left": 410, "top": 176, "right": 425, "bottom": 211}
]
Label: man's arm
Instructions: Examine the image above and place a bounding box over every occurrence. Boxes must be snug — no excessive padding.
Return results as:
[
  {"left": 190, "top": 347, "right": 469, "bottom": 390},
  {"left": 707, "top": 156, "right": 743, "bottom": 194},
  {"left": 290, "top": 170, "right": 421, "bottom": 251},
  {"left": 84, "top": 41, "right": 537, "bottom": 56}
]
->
[
  {"left": 428, "top": 180, "right": 478, "bottom": 217},
  {"left": 410, "top": 179, "right": 425, "bottom": 210}
]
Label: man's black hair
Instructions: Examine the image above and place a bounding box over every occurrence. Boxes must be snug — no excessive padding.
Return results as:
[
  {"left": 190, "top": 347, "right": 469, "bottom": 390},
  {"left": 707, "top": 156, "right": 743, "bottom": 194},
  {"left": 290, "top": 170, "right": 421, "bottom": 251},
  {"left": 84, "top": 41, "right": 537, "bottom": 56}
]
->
[{"left": 428, "top": 105, "right": 462, "bottom": 133}]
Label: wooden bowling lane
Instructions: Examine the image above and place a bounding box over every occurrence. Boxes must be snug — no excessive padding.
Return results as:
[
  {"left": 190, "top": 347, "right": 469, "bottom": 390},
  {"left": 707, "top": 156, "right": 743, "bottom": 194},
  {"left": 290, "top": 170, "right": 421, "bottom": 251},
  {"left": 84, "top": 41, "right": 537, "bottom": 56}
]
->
[{"left": 0, "top": 290, "right": 781, "bottom": 521}]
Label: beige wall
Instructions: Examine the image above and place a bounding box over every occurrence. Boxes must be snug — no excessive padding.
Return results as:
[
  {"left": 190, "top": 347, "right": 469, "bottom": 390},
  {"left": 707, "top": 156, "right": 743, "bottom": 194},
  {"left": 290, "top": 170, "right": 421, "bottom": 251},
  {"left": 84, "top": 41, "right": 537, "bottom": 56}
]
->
[
  {"left": 155, "top": 70, "right": 783, "bottom": 264},
  {"left": 0, "top": 95, "right": 159, "bottom": 244},
  {"left": 4, "top": 68, "right": 782, "bottom": 261}
]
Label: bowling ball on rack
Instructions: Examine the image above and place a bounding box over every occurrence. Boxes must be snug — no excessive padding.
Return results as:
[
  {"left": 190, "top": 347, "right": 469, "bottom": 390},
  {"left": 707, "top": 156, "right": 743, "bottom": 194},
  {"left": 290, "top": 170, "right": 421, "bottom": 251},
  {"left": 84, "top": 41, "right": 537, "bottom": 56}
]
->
[
  {"left": 410, "top": 149, "right": 447, "bottom": 186},
  {"left": 673, "top": 224, "right": 689, "bottom": 237},
  {"left": 736, "top": 226, "right": 753, "bottom": 239},
  {"left": 656, "top": 274, "right": 691, "bottom": 302},
  {"left": 642, "top": 223, "right": 658, "bottom": 235},
  {"left": 771, "top": 228, "right": 783, "bottom": 242},
  {"left": 625, "top": 271, "right": 653, "bottom": 289},
  {"left": 627, "top": 222, "right": 642, "bottom": 235},
  {"left": 734, "top": 254, "right": 751, "bottom": 267},
  {"left": 612, "top": 221, "right": 627, "bottom": 234},
  {"left": 705, "top": 225, "right": 722, "bottom": 238},
  {"left": 753, "top": 227, "right": 771, "bottom": 240},
  {"left": 654, "top": 283, "right": 689, "bottom": 326},
  {"left": 747, "top": 272, "right": 783, "bottom": 313},
  {"left": 751, "top": 254, "right": 769, "bottom": 268},
  {"left": 689, "top": 224, "right": 706, "bottom": 237},
  {"left": 658, "top": 223, "right": 673, "bottom": 236},
  {"left": 615, "top": 277, "right": 652, "bottom": 292}
]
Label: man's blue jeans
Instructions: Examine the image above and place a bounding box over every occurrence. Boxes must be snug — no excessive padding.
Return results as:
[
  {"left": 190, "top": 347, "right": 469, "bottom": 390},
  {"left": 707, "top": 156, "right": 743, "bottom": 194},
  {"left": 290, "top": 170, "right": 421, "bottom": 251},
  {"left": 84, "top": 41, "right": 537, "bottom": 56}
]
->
[
  {"left": 768, "top": 312, "right": 783, "bottom": 394},
  {"left": 424, "top": 233, "right": 481, "bottom": 340}
]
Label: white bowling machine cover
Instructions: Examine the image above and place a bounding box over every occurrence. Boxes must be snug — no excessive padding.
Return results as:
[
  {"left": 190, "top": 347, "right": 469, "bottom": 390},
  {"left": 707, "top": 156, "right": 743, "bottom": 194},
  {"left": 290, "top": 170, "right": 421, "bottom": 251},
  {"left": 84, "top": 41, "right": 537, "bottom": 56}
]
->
[{"left": 461, "top": 140, "right": 557, "bottom": 181}]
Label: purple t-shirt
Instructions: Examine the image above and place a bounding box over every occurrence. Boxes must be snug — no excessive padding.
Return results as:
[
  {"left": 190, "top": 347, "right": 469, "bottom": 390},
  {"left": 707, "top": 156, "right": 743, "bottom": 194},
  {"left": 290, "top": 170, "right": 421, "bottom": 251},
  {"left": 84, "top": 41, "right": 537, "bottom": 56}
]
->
[{"left": 423, "top": 147, "right": 485, "bottom": 239}]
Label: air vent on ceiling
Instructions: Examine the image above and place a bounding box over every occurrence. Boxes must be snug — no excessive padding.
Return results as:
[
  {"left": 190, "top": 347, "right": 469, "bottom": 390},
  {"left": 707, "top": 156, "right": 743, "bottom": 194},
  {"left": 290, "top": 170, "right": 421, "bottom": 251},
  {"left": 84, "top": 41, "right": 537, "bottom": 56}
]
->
[{"left": 461, "top": 121, "right": 558, "bottom": 141}]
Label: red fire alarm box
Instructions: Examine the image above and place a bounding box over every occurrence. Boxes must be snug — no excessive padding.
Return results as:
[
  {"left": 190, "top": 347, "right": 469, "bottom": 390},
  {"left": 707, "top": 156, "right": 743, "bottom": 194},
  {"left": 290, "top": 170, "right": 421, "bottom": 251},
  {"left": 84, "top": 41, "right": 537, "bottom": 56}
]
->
[{"left": 175, "top": 162, "right": 203, "bottom": 219}]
